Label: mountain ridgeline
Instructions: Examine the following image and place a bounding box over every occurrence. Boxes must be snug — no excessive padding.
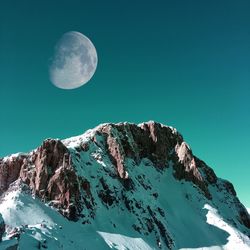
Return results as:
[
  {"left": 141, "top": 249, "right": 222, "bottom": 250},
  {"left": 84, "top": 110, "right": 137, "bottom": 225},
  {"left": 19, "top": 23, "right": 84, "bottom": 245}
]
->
[{"left": 0, "top": 121, "right": 249, "bottom": 249}]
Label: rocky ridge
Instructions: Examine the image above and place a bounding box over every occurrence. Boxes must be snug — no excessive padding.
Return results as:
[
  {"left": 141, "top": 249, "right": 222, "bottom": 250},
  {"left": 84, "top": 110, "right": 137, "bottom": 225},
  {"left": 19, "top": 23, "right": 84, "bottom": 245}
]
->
[{"left": 0, "top": 121, "right": 249, "bottom": 249}]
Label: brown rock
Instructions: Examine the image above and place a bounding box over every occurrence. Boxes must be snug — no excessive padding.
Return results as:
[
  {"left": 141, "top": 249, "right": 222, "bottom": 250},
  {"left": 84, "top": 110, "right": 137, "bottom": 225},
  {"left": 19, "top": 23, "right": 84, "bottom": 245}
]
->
[
  {"left": 98, "top": 122, "right": 183, "bottom": 179},
  {"left": 26, "top": 139, "right": 81, "bottom": 219},
  {"left": 96, "top": 122, "right": 210, "bottom": 198},
  {"left": 0, "top": 139, "right": 81, "bottom": 220},
  {"left": 0, "top": 155, "right": 26, "bottom": 195},
  {"left": 195, "top": 158, "right": 217, "bottom": 184}
]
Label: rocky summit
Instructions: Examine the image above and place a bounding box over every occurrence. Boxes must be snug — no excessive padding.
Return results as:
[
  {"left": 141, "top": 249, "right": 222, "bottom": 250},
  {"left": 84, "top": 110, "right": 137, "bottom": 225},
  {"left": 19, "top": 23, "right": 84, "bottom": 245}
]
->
[{"left": 0, "top": 121, "right": 249, "bottom": 250}]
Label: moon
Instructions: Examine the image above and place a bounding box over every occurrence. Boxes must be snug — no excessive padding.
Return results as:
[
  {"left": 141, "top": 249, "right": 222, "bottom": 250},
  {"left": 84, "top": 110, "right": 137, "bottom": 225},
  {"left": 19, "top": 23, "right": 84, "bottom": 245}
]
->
[{"left": 49, "top": 31, "right": 98, "bottom": 89}]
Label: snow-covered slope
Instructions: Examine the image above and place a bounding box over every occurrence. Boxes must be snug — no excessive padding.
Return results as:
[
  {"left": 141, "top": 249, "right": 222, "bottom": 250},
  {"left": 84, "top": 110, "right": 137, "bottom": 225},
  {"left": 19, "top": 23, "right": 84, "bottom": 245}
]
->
[{"left": 0, "top": 121, "right": 249, "bottom": 250}]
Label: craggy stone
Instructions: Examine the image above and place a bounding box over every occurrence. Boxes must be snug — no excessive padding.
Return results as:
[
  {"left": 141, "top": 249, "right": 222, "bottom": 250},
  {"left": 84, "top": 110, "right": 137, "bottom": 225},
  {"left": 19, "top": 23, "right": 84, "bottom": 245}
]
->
[
  {"left": 0, "top": 139, "right": 81, "bottom": 220},
  {"left": 0, "top": 155, "right": 26, "bottom": 195},
  {"left": 195, "top": 158, "right": 217, "bottom": 184},
  {"left": 97, "top": 122, "right": 211, "bottom": 198},
  {"left": 98, "top": 122, "right": 183, "bottom": 178}
]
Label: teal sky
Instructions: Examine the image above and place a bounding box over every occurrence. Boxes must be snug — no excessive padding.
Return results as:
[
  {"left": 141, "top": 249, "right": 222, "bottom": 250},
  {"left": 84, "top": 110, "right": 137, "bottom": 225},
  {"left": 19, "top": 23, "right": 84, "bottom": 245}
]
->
[{"left": 0, "top": 1, "right": 249, "bottom": 207}]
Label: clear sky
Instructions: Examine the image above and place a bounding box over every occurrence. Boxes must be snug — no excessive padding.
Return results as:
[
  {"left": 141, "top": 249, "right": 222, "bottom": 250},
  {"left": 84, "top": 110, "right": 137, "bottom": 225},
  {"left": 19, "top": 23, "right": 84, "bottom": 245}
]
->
[{"left": 0, "top": 1, "right": 249, "bottom": 207}]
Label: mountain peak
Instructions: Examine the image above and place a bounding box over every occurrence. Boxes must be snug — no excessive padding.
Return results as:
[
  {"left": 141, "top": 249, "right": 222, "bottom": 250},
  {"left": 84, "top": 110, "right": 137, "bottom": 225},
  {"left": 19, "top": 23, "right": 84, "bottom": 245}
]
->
[{"left": 0, "top": 121, "right": 249, "bottom": 249}]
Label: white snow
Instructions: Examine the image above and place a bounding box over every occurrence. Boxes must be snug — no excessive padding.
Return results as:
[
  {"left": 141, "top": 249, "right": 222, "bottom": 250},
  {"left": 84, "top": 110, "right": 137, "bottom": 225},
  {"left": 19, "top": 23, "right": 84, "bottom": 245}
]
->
[
  {"left": 203, "top": 204, "right": 250, "bottom": 250},
  {"left": 0, "top": 189, "right": 54, "bottom": 228},
  {"left": 98, "top": 231, "right": 154, "bottom": 250},
  {"left": 62, "top": 123, "right": 109, "bottom": 149},
  {"left": 2, "top": 152, "right": 27, "bottom": 163},
  {"left": 0, "top": 186, "right": 155, "bottom": 250}
]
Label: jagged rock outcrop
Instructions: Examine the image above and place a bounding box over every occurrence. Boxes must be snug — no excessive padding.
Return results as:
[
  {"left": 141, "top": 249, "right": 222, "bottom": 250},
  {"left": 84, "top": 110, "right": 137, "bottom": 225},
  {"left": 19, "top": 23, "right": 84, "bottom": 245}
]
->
[
  {"left": 0, "top": 139, "right": 80, "bottom": 220},
  {"left": 96, "top": 122, "right": 212, "bottom": 198},
  {"left": 0, "top": 155, "right": 25, "bottom": 195}
]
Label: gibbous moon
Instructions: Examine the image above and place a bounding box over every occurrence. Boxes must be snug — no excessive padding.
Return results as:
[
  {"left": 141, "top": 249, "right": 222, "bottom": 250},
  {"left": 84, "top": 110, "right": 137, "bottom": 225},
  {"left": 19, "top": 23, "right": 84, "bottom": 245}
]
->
[{"left": 49, "top": 31, "right": 98, "bottom": 89}]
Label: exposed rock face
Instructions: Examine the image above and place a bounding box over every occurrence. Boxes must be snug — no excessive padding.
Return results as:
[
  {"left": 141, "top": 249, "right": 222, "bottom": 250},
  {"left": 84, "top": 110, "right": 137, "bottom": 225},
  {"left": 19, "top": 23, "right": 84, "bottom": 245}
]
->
[
  {"left": 99, "top": 122, "right": 182, "bottom": 174},
  {"left": 0, "top": 121, "right": 250, "bottom": 249},
  {"left": 0, "top": 156, "right": 25, "bottom": 195},
  {"left": 97, "top": 122, "right": 211, "bottom": 198},
  {"left": 0, "top": 139, "right": 80, "bottom": 220}
]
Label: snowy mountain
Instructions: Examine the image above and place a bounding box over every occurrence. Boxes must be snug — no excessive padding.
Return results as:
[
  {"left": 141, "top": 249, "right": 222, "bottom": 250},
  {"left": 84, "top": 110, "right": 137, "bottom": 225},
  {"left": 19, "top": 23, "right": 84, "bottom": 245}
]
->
[{"left": 0, "top": 121, "right": 249, "bottom": 250}]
